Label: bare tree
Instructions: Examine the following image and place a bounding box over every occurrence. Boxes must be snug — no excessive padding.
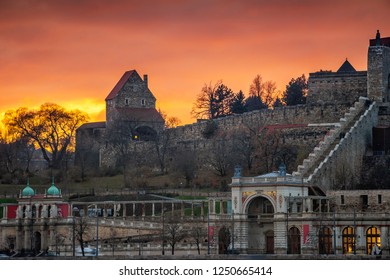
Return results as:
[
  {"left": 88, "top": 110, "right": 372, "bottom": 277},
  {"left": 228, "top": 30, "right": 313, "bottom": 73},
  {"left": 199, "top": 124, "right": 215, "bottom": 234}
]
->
[
  {"left": 3, "top": 103, "right": 88, "bottom": 169},
  {"left": 172, "top": 147, "right": 197, "bottom": 187},
  {"left": 205, "top": 135, "right": 236, "bottom": 177},
  {"left": 190, "top": 222, "right": 207, "bottom": 255},
  {"left": 153, "top": 110, "right": 181, "bottom": 174},
  {"left": 0, "top": 136, "right": 34, "bottom": 179},
  {"left": 165, "top": 217, "right": 187, "bottom": 255},
  {"left": 248, "top": 75, "right": 278, "bottom": 109},
  {"left": 74, "top": 216, "right": 90, "bottom": 256},
  {"left": 191, "top": 81, "right": 235, "bottom": 120},
  {"left": 232, "top": 129, "right": 257, "bottom": 171}
]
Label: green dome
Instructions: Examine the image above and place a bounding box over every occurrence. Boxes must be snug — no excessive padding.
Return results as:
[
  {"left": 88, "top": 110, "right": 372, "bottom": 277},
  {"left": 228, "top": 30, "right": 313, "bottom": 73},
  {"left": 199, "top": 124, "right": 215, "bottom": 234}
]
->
[
  {"left": 22, "top": 181, "right": 35, "bottom": 197},
  {"left": 47, "top": 178, "right": 60, "bottom": 196}
]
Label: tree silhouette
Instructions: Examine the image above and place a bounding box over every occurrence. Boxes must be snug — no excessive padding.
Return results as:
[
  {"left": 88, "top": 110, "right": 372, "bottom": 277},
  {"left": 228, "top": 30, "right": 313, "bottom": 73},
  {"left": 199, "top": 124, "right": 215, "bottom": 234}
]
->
[
  {"left": 282, "top": 75, "right": 308, "bottom": 106},
  {"left": 3, "top": 103, "right": 88, "bottom": 169},
  {"left": 191, "top": 81, "right": 235, "bottom": 119}
]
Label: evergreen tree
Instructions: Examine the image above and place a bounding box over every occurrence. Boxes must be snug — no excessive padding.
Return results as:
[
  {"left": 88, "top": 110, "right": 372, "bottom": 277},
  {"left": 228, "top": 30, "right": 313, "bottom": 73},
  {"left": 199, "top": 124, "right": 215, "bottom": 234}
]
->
[
  {"left": 231, "top": 90, "right": 247, "bottom": 114},
  {"left": 245, "top": 95, "right": 266, "bottom": 112},
  {"left": 282, "top": 74, "right": 308, "bottom": 106}
]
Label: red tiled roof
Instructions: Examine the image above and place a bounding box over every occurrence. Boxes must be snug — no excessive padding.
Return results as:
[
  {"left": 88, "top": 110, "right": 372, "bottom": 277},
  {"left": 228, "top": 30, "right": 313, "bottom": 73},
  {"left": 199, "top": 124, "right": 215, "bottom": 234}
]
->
[
  {"left": 114, "top": 107, "right": 164, "bottom": 123},
  {"left": 105, "top": 70, "right": 137, "bottom": 101}
]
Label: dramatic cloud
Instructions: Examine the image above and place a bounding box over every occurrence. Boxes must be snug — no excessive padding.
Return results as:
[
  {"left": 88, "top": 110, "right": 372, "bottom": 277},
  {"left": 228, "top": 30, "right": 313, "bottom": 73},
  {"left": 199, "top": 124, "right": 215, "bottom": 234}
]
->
[{"left": 0, "top": 0, "right": 389, "bottom": 125}]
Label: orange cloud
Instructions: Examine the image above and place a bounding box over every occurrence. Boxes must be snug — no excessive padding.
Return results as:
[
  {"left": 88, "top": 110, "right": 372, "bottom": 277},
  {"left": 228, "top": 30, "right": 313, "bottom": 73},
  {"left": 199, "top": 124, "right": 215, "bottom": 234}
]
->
[{"left": 0, "top": 0, "right": 389, "bottom": 127}]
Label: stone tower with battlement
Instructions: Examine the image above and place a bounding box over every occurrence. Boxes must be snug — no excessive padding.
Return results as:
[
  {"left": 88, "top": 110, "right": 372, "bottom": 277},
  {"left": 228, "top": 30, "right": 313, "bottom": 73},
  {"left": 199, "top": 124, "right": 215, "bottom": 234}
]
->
[{"left": 368, "top": 30, "right": 390, "bottom": 102}]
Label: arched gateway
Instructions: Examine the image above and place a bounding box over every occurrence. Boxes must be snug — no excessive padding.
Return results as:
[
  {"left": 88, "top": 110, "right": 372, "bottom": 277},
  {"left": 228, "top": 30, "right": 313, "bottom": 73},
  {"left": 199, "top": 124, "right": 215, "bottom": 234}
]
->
[{"left": 230, "top": 165, "right": 326, "bottom": 254}]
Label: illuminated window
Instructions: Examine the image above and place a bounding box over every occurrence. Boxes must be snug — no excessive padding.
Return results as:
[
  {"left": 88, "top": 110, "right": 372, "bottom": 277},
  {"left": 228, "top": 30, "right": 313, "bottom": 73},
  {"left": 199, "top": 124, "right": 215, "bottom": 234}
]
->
[
  {"left": 319, "top": 227, "right": 333, "bottom": 254},
  {"left": 366, "top": 227, "right": 381, "bottom": 255},
  {"left": 342, "top": 227, "right": 355, "bottom": 254}
]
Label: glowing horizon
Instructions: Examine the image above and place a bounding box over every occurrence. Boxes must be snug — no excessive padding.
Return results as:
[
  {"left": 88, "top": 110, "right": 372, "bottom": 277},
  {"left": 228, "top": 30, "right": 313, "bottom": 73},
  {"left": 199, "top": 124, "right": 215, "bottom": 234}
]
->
[{"left": 0, "top": 0, "right": 389, "bottom": 127}]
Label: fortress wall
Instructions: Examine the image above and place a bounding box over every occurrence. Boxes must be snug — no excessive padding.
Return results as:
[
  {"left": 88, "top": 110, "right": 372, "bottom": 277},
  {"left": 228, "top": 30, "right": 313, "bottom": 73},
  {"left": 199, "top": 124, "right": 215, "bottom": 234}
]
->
[
  {"left": 308, "top": 99, "right": 378, "bottom": 191},
  {"left": 172, "top": 103, "right": 351, "bottom": 142},
  {"left": 307, "top": 72, "right": 367, "bottom": 105}
]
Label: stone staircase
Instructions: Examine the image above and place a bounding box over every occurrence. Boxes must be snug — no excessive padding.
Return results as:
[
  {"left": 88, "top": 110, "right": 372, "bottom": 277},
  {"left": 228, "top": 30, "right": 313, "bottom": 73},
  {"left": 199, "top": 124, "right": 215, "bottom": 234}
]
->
[{"left": 292, "top": 97, "right": 371, "bottom": 179}]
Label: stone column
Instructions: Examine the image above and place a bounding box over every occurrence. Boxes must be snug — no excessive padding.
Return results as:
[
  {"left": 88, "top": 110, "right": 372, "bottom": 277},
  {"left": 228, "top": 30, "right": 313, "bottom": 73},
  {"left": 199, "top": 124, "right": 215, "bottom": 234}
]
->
[
  {"left": 24, "top": 226, "right": 30, "bottom": 251},
  {"left": 152, "top": 203, "right": 155, "bottom": 217},
  {"left": 133, "top": 203, "right": 136, "bottom": 217},
  {"left": 122, "top": 203, "right": 127, "bottom": 219}
]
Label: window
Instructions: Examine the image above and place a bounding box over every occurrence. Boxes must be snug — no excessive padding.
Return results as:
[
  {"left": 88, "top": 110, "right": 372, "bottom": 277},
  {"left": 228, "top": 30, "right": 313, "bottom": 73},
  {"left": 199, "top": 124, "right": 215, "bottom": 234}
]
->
[
  {"left": 378, "top": 195, "right": 382, "bottom": 204},
  {"left": 319, "top": 227, "right": 333, "bottom": 254},
  {"left": 341, "top": 195, "right": 345, "bottom": 205},
  {"left": 287, "top": 227, "right": 301, "bottom": 254},
  {"left": 342, "top": 227, "right": 355, "bottom": 254},
  {"left": 366, "top": 227, "right": 381, "bottom": 255},
  {"left": 141, "top": 99, "right": 146, "bottom": 106},
  {"left": 125, "top": 98, "right": 130, "bottom": 105},
  {"left": 361, "top": 195, "right": 368, "bottom": 210}
]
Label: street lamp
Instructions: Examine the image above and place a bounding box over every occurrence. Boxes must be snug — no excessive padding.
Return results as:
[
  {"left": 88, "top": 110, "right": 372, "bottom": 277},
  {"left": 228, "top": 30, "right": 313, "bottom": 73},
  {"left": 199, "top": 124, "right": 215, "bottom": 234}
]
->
[
  {"left": 72, "top": 206, "right": 79, "bottom": 257},
  {"left": 162, "top": 206, "right": 166, "bottom": 255}
]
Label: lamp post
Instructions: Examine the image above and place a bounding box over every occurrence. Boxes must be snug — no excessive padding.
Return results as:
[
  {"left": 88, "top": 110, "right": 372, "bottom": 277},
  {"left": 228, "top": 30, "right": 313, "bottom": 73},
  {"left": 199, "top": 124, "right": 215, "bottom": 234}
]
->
[
  {"left": 333, "top": 209, "right": 337, "bottom": 255},
  {"left": 162, "top": 206, "right": 166, "bottom": 255},
  {"left": 286, "top": 194, "right": 291, "bottom": 254},
  {"left": 207, "top": 201, "right": 210, "bottom": 255},
  {"left": 72, "top": 206, "right": 79, "bottom": 257},
  {"left": 231, "top": 210, "right": 235, "bottom": 253}
]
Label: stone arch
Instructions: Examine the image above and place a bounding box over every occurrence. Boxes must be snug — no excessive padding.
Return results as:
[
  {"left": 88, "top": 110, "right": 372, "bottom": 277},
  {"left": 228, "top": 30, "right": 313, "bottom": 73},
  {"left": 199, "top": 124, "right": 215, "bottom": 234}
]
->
[
  {"left": 243, "top": 194, "right": 276, "bottom": 215},
  {"left": 133, "top": 125, "right": 157, "bottom": 141},
  {"left": 318, "top": 226, "right": 333, "bottom": 254},
  {"left": 288, "top": 226, "right": 301, "bottom": 254},
  {"left": 245, "top": 195, "right": 275, "bottom": 254}
]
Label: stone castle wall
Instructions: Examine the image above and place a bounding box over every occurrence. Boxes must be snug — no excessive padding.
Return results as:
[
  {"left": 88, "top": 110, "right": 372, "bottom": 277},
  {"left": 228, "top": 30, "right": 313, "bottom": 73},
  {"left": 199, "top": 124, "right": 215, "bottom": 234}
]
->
[
  {"left": 170, "top": 103, "right": 352, "bottom": 143},
  {"left": 307, "top": 71, "right": 367, "bottom": 105}
]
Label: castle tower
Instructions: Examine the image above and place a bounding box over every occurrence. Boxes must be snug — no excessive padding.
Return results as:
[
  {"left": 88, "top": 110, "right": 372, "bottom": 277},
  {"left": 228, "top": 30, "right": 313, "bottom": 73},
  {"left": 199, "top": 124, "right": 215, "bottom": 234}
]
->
[
  {"left": 368, "top": 30, "right": 390, "bottom": 102},
  {"left": 104, "top": 70, "right": 164, "bottom": 140},
  {"left": 105, "top": 70, "right": 159, "bottom": 125}
]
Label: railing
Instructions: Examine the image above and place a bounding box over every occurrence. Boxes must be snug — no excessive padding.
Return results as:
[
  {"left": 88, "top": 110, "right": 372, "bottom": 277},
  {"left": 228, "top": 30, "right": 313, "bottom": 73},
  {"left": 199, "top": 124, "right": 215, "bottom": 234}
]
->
[{"left": 232, "top": 176, "right": 306, "bottom": 185}]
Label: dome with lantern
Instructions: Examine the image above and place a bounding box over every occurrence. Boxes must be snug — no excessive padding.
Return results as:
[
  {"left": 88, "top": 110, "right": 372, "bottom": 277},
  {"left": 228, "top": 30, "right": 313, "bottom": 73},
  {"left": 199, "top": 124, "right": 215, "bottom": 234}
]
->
[
  {"left": 21, "top": 179, "right": 35, "bottom": 197},
  {"left": 46, "top": 177, "right": 61, "bottom": 197}
]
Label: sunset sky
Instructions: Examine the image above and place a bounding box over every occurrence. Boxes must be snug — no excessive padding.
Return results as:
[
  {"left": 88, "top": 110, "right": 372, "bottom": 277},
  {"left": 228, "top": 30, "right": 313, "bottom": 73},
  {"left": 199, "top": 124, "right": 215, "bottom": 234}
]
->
[{"left": 0, "top": 0, "right": 389, "bottom": 126}]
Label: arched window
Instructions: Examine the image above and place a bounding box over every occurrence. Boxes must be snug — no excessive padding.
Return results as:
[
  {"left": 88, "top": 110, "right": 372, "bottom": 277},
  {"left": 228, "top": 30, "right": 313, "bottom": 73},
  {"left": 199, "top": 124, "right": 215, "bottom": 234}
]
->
[
  {"left": 366, "top": 226, "right": 381, "bottom": 254},
  {"left": 288, "top": 226, "right": 301, "bottom": 254},
  {"left": 319, "top": 227, "right": 333, "bottom": 254},
  {"left": 342, "top": 226, "right": 355, "bottom": 254}
]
